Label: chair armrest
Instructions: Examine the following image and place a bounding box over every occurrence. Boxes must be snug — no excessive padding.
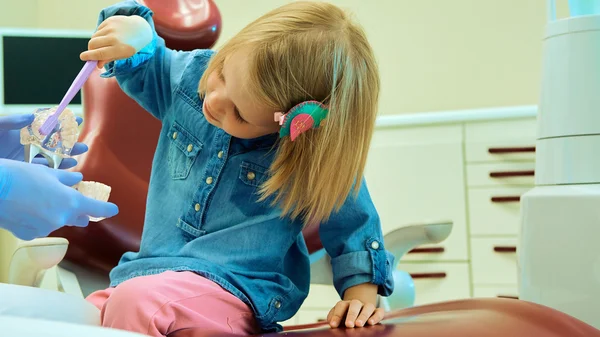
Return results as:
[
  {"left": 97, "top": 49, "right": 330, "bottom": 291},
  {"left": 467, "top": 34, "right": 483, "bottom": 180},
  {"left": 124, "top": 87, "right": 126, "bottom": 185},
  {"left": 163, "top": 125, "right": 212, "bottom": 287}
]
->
[
  {"left": 8, "top": 237, "right": 69, "bottom": 287},
  {"left": 308, "top": 221, "right": 453, "bottom": 286},
  {"left": 1, "top": 316, "right": 149, "bottom": 337},
  {"left": 380, "top": 220, "right": 453, "bottom": 311},
  {"left": 384, "top": 220, "right": 453, "bottom": 270},
  {"left": 0, "top": 283, "right": 101, "bottom": 326},
  {"left": 55, "top": 266, "right": 85, "bottom": 298},
  {"left": 0, "top": 229, "right": 19, "bottom": 283}
]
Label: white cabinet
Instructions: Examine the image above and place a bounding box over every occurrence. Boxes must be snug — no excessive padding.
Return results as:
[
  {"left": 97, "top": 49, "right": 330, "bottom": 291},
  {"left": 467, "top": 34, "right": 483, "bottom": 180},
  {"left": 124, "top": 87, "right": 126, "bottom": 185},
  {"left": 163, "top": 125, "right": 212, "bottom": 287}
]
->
[
  {"left": 465, "top": 117, "right": 536, "bottom": 297},
  {"left": 472, "top": 285, "right": 519, "bottom": 299},
  {"left": 399, "top": 262, "right": 471, "bottom": 306},
  {"left": 364, "top": 125, "right": 468, "bottom": 262},
  {"left": 363, "top": 117, "right": 536, "bottom": 305},
  {"left": 295, "top": 310, "right": 330, "bottom": 325},
  {"left": 468, "top": 187, "right": 530, "bottom": 236},
  {"left": 464, "top": 118, "right": 537, "bottom": 163},
  {"left": 466, "top": 162, "right": 536, "bottom": 187},
  {"left": 470, "top": 237, "right": 518, "bottom": 285},
  {"left": 302, "top": 284, "right": 340, "bottom": 310}
]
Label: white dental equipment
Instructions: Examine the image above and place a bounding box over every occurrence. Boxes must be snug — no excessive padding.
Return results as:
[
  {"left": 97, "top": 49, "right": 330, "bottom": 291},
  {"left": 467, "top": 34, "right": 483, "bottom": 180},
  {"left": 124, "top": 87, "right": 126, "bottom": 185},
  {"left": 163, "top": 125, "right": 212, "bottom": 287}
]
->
[{"left": 518, "top": 0, "right": 600, "bottom": 329}]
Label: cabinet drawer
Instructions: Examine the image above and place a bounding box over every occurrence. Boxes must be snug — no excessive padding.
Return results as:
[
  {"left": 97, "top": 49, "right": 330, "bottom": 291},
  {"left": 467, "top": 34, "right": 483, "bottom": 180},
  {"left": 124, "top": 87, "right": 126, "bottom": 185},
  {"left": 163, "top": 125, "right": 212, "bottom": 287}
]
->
[
  {"left": 470, "top": 237, "right": 518, "bottom": 285},
  {"left": 465, "top": 141, "right": 536, "bottom": 163},
  {"left": 464, "top": 118, "right": 537, "bottom": 163},
  {"left": 398, "top": 262, "right": 471, "bottom": 306},
  {"left": 302, "top": 284, "right": 340, "bottom": 309},
  {"left": 473, "top": 285, "right": 519, "bottom": 300},
  {"left": 467, "top": 162, "right": 535, "bottom": 187},
  {"left": 468, "top": 187, "right": 531, "bottom": 236}
]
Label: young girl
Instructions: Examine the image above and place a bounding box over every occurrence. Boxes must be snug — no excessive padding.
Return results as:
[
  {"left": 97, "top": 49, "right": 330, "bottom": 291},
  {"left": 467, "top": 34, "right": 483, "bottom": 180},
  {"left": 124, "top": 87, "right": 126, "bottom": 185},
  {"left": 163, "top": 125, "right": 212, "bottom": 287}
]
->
[{"left": 81, "top": 1, "right": 394, "bottom": 335}]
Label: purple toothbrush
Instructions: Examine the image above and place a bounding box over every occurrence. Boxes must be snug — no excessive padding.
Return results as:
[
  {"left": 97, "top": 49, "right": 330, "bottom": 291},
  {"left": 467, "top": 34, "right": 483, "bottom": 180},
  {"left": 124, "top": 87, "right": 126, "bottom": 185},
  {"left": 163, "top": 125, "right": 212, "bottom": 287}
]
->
[{"left": 38, "top": 60, "right": 98, "bottom": 136}]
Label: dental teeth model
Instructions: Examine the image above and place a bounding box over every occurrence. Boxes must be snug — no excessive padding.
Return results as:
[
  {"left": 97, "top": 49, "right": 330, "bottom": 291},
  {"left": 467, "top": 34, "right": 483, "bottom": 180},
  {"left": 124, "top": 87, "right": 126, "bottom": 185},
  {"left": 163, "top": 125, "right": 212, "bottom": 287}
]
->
[
  {"left": 73, "top": 181, "right": 112, "bottom": 222},
  {"left": 20, "top": 107, "right": 79, "bottom": 169},
  {"left": 19, "top": 107, "right": 113, "bottom": 221}
]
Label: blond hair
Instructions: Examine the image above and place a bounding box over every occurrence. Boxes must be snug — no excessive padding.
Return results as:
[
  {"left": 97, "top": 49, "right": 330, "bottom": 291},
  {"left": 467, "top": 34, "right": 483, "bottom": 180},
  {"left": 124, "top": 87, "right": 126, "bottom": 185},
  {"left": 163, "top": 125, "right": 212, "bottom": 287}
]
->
[{"left": 199, "top": 1, "right": 379, "bottom": 225}]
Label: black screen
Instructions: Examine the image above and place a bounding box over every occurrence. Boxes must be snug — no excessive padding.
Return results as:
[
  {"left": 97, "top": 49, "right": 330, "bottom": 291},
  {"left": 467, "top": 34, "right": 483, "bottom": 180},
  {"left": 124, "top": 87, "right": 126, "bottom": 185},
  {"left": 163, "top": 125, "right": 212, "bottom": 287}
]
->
[{"left": 3, "top": 35, "right": 90, "bottom": 105}]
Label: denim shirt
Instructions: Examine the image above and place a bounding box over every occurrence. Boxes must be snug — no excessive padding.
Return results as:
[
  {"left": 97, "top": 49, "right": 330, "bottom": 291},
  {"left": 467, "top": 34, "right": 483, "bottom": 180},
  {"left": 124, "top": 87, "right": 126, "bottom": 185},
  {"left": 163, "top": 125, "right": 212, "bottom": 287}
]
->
[{"left": 98, "top": 1, "right": 394, "bottom": 332}]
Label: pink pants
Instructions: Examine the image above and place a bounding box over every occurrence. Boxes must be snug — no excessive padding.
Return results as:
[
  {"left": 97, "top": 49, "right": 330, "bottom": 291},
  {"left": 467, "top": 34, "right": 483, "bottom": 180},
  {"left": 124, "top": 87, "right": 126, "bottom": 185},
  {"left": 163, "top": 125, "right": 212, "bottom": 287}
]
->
[{"left": 86, "top": 271, "right": 258, "bottom": 337}]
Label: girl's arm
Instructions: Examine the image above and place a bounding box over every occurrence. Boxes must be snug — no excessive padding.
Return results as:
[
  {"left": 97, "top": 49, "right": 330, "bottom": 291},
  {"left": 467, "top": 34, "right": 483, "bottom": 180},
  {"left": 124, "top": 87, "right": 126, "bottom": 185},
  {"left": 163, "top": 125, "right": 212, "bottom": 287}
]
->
[
  {"left": 80, "top": 0, "right": 203, "bottom": 121},
  {"left": 318, "top": 177, "right": 395, "bottom": 328},
  {"left": 343, "top": 283, "right": 378, "bottom": 305}
]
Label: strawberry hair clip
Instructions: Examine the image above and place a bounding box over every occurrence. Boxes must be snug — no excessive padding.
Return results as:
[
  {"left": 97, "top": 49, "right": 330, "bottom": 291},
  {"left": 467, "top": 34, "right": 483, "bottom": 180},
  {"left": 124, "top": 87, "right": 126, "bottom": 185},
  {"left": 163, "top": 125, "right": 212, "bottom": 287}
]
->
[{"left": 274, "top": 100, "right": 329, "bottom": 141}]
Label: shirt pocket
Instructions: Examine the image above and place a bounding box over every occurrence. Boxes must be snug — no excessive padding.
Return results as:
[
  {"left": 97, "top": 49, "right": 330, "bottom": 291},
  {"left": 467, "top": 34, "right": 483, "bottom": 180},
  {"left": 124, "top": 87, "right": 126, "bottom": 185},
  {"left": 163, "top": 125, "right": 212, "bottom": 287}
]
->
[
  {"left": 238, "top": 161, "right": 269, "bottom": 188},
  {"left": 167, "top": 121, "right": 203, "bottom": 180}
]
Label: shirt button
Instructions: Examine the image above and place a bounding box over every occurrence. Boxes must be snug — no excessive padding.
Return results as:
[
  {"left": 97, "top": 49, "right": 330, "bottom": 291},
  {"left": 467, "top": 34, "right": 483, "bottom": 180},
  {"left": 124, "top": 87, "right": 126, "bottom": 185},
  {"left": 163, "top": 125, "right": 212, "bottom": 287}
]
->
[
  {"left": 206, "top": 177, "right": 213, "bottom": 185},
  {"left": 247, "top": 172, "right": 256, "bottom": 181},
  {"left": 274, "top": 300, "right": 281, "bottom": 309},
  {"left": 194, "top": 203, "right": 201, "bottom": 212},
  {"left": 218, "top": 151, "right": 224, "bottom": 159},
  {"left": 172, "top": 132, "right": 178, "bottom": 140},
  {"left": 371, "top": 241, "right": 380, "bottom": 250},
  {"left": 187, "top": 144, "right": 193, "bottom": 152}
]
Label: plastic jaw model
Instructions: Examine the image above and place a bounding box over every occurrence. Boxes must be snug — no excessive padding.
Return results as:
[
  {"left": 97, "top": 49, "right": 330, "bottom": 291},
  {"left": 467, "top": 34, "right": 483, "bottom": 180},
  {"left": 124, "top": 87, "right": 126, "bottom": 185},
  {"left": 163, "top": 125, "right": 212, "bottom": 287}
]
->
[
  {"left": 73, "top": 181, "right": 112, "bottom": 222},
  {"left": 20, "top": 107, "right": 79, "bottom": 169}
]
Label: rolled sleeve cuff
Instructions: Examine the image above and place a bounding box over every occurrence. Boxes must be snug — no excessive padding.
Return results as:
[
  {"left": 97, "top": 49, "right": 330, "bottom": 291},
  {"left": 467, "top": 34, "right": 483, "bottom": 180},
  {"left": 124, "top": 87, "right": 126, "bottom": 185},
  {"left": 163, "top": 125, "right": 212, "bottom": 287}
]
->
[
  {"left": 96, "top": 1, "right": 159, "bottom": 78},
  {"left": 330, "top": 238, "right": 395, "bottom": 298},
  {"left": 101, "top": 37, "right": 158, "bottom": 78}
]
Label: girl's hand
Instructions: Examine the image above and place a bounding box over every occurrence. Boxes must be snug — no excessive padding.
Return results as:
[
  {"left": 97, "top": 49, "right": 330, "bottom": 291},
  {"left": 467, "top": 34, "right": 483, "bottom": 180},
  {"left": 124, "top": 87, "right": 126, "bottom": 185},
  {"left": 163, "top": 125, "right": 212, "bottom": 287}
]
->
[
  {"left": 327, "top": 299, "right": 385, "bottom": 328},
  {"left": 80, "top": 15, "right": 153, "bottom": 68}
]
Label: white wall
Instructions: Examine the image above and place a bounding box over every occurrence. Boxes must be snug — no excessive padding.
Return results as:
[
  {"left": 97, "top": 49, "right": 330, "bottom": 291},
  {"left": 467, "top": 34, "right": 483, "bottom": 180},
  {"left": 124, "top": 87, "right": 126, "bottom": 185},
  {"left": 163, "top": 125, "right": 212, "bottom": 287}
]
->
[{"left": 0, "top": 0, "right": 570, "bottom": 115}]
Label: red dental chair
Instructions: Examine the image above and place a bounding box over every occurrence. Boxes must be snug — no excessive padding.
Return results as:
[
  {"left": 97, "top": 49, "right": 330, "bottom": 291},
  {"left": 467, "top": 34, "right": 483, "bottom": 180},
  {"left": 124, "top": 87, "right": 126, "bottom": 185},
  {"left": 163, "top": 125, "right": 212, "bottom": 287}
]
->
[{"left": 48, "top": 1, "right": 600, "bottom": 336}]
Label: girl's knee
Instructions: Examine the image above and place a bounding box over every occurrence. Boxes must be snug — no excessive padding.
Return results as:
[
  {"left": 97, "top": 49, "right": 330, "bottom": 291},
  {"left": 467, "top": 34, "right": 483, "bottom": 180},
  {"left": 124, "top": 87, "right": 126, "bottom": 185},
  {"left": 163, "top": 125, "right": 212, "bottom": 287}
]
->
[
  {"left": 101, "top": 276, "right": 166, "bottom": 330},
  {"left": 85, "top": 288, "right": 113, "bottom": 311}
]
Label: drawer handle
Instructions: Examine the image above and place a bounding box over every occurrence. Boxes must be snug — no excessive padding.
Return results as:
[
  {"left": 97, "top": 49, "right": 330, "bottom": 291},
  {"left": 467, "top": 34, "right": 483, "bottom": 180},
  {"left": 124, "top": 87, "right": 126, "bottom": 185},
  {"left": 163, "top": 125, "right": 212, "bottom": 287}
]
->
[
  {"left": 490, "top": 196, "right": 521, "bottom": 203},
  {"left": 489, "top": 170, "right": 534, "bottom": 178},
  {"left": 409, "top": 247, "right": 445, "bottom": 254},
  {"left": 494, "top": 246, "right": 517, "bottom": 253},
  {"left": 488, "top": 146, "right": 535, "bottom": 154},
  {"left": 497, "top": 295, "right": 519, "bottom": 299},
  {"left": 410, "top": 272, "right": 447, "bottom": 279}
]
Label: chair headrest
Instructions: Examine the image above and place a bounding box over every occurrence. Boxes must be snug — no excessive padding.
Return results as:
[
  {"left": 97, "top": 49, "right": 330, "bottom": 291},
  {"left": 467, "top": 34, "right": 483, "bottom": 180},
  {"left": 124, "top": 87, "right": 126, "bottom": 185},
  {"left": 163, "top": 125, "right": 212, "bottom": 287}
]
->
[{"left": 138, "top": 0, "right": 222, "bottom": 51}]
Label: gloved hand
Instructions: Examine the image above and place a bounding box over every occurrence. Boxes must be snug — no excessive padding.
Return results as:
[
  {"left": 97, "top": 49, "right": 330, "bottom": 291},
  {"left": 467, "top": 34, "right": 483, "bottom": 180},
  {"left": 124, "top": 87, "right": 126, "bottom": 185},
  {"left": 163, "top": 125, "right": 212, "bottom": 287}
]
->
[
  {"left": 80, "top": 15, "right": 153, "bottom": 68},
  {"left": 0, "top": 158, "right": 119, "bottom": 241},
  {"left": 0, "top": 113, "right": 88, "bottom": 169}
]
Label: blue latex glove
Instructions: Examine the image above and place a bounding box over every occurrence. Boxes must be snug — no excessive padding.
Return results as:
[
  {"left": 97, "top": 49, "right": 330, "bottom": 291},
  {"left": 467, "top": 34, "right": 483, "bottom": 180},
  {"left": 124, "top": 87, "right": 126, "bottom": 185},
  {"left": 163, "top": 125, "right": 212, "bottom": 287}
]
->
[
  {"left": 0, "top": 113, "right": 89, "bottom": 169},
  {"left": 0, "top": 158, "right": 119, "bottom": 241}
]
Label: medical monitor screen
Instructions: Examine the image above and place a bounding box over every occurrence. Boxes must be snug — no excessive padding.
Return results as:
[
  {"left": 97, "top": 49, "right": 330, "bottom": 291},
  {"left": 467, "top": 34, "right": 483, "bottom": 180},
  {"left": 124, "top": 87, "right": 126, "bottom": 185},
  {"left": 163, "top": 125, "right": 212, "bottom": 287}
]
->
[{"left": 2, "top": 35, "right": 90, "bottom": 105}]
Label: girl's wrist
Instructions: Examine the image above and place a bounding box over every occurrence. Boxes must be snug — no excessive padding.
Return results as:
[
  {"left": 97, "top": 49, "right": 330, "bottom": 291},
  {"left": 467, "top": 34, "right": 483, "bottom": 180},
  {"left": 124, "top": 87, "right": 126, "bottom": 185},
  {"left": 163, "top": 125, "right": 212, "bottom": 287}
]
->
[{"left": 343, "top": 282, "right": 378, "bottom": 306}]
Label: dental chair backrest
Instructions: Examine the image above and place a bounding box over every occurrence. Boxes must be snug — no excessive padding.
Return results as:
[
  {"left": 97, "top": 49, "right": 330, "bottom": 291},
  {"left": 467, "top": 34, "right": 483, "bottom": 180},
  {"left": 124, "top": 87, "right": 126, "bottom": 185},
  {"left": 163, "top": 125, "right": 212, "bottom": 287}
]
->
[{"left": 51, "top": 0, "right": 323, "bottom": 274}]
